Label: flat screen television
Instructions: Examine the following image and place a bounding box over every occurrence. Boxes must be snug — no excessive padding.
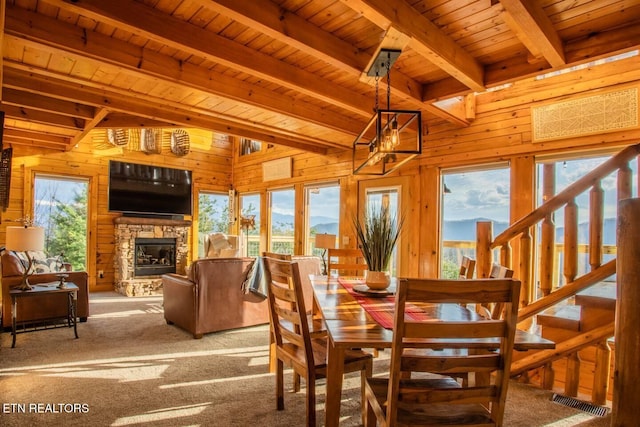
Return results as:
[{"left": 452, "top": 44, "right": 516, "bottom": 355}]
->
[{"left": 108, "top": 160, "right": 192, "bottom": 217}]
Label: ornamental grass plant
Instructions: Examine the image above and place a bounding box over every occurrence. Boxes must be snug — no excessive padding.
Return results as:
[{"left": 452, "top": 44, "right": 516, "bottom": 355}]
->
[{"left": 353, "top": 204, "right": 403, "bottom": 273}]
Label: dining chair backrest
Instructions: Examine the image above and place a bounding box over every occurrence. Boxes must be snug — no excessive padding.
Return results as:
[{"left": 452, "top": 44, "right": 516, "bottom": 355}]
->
[
  {"left": 264, "top": 256, "right": 372, "bottom": 426},
  {"left": 458, "top": 255, "right": 476, "bottom": 279},
  {"left": 327, "top": 248, "right": 367, "bottom": 276},
  {"left": 365, "top": 277, "right": 520, "bottom": 427},
  {"left": 490, "top": 263, "right": 514, "bottom": 279},
  {"left": 487, "top": 263, "right": 515, "bottom": 319}
]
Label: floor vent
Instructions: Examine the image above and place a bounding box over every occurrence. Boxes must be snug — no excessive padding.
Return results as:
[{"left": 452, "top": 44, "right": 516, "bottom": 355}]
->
[{"left": 551, "top": 394, "right": 609, "bottom": 417}]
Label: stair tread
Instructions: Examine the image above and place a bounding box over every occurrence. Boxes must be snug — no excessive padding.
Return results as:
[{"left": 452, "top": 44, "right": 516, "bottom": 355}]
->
[
  {"left": 575, "top": 282, "right": 616, "bottom": 310},
  {"left": 537, "top": 305, "right": 581, "bottom": 331}
]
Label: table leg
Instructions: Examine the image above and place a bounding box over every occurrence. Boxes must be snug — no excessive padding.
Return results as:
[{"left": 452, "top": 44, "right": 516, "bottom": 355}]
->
[
  {"left": 69, "top": 291, "right": 78, "bottom": 339},
  {"left": 325, "top": 339, "right": 345, "bottom": 427},
  {"left": 11, "top": 295, "right": 18, "bottom": 348}
]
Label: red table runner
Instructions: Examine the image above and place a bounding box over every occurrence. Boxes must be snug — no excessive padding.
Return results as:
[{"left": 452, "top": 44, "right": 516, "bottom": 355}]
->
[{"left": 337, "top": 277, "right": 431, "bottom": 329}]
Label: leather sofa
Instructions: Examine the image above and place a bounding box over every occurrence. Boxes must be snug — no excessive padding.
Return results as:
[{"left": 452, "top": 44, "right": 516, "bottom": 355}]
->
[
  {"left": 162, "top": 255, "right": 321, "bottom": 338},
  {"left": 1, "top": 251, "right": 90, "bottom": 329}
]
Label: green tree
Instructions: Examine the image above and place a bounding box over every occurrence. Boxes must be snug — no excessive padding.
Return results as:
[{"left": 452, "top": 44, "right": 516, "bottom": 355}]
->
[
  {"left": 47, "top": 188, "right": 88, "bottom": 270},
  {"left": 198, "top": 194, "right": 229, "bottom": 233}
]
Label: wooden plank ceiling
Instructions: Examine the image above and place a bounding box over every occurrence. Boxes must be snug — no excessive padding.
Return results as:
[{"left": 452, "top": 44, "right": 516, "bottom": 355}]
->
[{"left": 1, "top": 0, "right": 639, "bottom": 153}]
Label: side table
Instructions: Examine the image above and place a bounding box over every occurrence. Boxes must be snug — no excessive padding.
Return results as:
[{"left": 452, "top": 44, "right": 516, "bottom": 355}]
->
[{"left": 9, "top": 282, "right": 79, "bottom": 348}]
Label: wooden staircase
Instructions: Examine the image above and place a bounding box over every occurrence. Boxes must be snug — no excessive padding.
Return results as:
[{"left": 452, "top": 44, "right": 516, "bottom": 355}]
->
[
  {"left": 523, "top": 282, "right": 616, "bottom": 404},
  {"left": 475, "top": 143, "right": 640, "bottom": 405}
]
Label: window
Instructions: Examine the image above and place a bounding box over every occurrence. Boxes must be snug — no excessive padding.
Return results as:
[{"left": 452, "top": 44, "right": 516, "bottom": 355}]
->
[
  {"left": 240, "top": 193, "right": 260, "bottom": 257},
  {"left": 305, "top": 183, "right": 340, "bottom": 256},
  {"left": 34, "top": 175, "right": 89, "bottom": 270},
  {"left": 440, "top": 166, "right": 510, "bottom": 278},
  {"left": 365, "top": 187, "right": 400, "bottom": 276},
  {"left": 268, "top": 188, "right": 295, "bottom": 254},
  {"left": 197, "top": 191, "right": 230, "bottom": 258}
]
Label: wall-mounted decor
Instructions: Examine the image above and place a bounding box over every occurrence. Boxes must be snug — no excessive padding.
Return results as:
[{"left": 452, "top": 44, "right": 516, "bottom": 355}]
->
[
  {"left": 262, "top": 157, "right": 292, "bottom": 182},
  {"left": 532, "top": 87, "right": 639, "bottom": 142},
  {"left": 170, "top": 130, "right": 190, "bottom": 156}
]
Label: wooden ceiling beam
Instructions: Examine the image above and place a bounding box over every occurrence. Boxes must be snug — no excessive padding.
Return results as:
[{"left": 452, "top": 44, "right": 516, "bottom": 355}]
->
[
  {"left": 197, "top": 0, "right": 455, "bottom": 124},
  {"left": 69, "top": 107, "right": 110, "bottom": 150},
  {"left": 1, "top": 103, "right": 85, "bottom": 130},
  {"left": 3, "top": 66, "right": 333, "bottom": 154},
  {"left": 2, "top": 87, "right": 95, "bottom": 120},
  {"left": 3, "top": 128, "right": 71, "bottom": 146},
  {"left": 499, "top": 0, "right": 565, "bottom": 67},
  {"left": 343, "top": 0, "right": 485, "bottom": 92},
  {"left": 4, "top": 5, "right": 363, "bottom": 136},
  {"left": 41, "top": 0, "right": 373, "bottom": 118}
]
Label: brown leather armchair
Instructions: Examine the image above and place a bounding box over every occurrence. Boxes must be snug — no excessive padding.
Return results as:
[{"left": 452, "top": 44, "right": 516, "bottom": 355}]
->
[
  {"left": 162, "top": 257, "right": 270, "bottom": 338},
  {"left": 1, "top": 251, "right": 90, "bottom": 329}
]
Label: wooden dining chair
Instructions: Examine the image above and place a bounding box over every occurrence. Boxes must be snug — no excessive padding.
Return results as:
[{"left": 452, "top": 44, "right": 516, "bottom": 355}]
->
[
  {"left": 458, "top": 255, "right": 476, "bottom": 279},
  {"left": 327, "top": 248, "right": 367, "bottom": 276},
  {"left": 364, "top": 277, "right": 520, "bottom": 427},
  {"left": 263, "top": 256, "right": 373, "bottom": 426},
  {"left": 487, "top": 263, "right": 515, "bottom": 319}
]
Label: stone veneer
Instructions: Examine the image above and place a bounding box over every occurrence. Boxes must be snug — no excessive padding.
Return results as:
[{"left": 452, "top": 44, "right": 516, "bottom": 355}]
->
[{"left": 114, "top": 217, "right": 191, "bottom": 296}]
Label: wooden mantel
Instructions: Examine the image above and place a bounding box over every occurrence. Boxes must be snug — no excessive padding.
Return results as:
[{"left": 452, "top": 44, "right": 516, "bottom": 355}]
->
[{"left": 114, "top": 217, "right": 192, "bottom": 227}]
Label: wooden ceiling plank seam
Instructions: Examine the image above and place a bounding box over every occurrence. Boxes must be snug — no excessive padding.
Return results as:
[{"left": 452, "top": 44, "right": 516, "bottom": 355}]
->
[
  {"left": 3, "top": 7, "right": 364, "bottom": 135},
  {"left": 41, "top": 0, "right": 374, "bottom": 118},
  {"left": 499, "top": 0, "right": 566, "bottom": 67}
]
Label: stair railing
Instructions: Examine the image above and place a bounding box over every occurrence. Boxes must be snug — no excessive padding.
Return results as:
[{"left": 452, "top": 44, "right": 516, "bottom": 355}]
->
[
  {"left": 476, "top": 142, "right": 640, "bottom": 404},
  {"left": 477, "top": 143, "right": 640, "bottom": 320}
]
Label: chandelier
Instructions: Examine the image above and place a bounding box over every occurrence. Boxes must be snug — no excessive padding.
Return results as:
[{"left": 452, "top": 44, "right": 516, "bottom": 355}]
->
[{"left": 353, "top": 49, "right": 423, "bottom": 175}]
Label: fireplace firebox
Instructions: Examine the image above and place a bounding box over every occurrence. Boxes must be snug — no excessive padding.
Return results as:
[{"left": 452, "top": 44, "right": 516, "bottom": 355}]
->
[{"left": 134, "top": 237, "right": 176, "bottom": 277}]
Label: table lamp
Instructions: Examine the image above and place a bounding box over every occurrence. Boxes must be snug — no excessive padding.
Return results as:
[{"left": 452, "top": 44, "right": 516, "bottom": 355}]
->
[
  {"left": 315, "top": 233, "right": 336, "bottom": 276},
  {"left": 5, "top": 225, "right": 45, "bottom": 291}
]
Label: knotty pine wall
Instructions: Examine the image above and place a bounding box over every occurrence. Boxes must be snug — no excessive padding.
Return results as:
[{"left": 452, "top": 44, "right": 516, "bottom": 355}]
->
[{"left": 3, "top": 54, "right": 640, "bottom": 293}]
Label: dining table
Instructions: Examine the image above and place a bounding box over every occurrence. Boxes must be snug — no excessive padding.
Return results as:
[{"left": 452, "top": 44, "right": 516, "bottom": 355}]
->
[{"left": 311, "top": 274, "right": 556, "bottom": 427}]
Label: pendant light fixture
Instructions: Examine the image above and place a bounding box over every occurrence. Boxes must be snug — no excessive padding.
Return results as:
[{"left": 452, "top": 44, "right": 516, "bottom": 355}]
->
[{"left": 353, "top": 49, "right": 423, "bottom": 175}]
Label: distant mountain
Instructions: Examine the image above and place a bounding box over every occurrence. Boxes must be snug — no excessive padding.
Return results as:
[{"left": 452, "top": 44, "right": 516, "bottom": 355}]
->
[
  {"left": 443, "top": 218, "right": 509, "bottom": 241},
  {"left": 556, "top": 217, "right": 617, "bottom": 245}
]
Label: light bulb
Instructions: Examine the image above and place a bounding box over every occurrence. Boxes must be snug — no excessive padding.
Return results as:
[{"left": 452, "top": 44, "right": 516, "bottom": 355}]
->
[{"left": 390, "top": 119, "right": 399, "bottom": 147}]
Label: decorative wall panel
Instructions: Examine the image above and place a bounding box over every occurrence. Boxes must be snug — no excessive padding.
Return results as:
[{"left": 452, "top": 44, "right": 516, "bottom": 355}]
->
[{"left": 532, "top": 87, "right": 638, "bottom": 142}]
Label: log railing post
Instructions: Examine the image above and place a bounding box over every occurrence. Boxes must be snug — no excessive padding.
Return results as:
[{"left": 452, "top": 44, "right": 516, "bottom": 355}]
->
[
  {"left": 565, "top": 352, "right": 581, "bottom": 397},
  {"left": 618, "top": 163, "right": 632, "bottom": 201},
  {"left": 589, "top": 182, "right": 604, "bottom": 270},
  {"left": 593, "top": 340, "right": 611, "bottom": 406},
  {"left": 519, "top": 228, "right": 532, "bottom": 306},
  {"left": 612, "top": 198, "right": 640, "bottom": 426},
  {"left": 540, "top": 163, "right": 556, "bottom": 296},
  {"left": 563, "top": 199, "right": 578, "bottom": 287},
  {"left": 476, "top": 221, "right": 493, "bottom": 278}
]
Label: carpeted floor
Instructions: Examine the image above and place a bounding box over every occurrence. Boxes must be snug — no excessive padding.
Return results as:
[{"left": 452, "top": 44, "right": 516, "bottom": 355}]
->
[{"left": 0, "top": 292, "right": 612, "bottom": 426}]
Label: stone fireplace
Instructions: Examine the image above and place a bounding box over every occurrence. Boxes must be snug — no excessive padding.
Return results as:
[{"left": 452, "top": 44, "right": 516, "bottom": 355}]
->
[{"left": 114, "top": 217, "right": 191, "bottom": 296}]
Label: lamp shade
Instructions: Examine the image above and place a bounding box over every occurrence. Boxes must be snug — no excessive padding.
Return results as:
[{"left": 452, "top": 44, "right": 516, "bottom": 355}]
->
[
  {"left": 315, "top": 233, "right": 336, "bottom": 250},
  {"left": 5, "top": 226, "right": 45, "bottom": 252}
]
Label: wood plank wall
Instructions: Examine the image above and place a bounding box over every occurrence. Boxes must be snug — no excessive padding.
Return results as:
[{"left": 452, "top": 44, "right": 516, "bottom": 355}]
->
[{"left": 2, "top": 54, "right": 640, "bottom": 292}]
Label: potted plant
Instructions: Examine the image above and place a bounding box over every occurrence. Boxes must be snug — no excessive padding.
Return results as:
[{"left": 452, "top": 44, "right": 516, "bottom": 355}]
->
[{"left": 353, "top": 204, "right": 403, "bottom": 289}]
